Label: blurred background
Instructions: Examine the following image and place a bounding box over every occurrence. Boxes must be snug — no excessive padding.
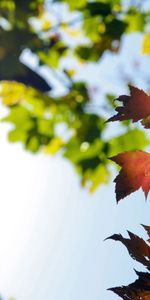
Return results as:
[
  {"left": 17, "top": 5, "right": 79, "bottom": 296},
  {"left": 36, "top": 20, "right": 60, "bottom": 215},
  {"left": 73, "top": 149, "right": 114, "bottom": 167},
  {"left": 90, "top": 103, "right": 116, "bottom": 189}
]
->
[{"left": 0, "top": 0, "right": 150, "bottom": 299}]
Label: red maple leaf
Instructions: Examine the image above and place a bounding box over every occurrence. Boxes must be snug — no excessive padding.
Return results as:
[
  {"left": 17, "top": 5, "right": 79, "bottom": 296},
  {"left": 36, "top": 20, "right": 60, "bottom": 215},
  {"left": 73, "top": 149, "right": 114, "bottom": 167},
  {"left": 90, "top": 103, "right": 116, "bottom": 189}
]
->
[
  {"left": 110, "top": 150, "right": 150, "bottom": 202},
  {"left": 107, "top": 86, "right": 150, "bottom": 128}
]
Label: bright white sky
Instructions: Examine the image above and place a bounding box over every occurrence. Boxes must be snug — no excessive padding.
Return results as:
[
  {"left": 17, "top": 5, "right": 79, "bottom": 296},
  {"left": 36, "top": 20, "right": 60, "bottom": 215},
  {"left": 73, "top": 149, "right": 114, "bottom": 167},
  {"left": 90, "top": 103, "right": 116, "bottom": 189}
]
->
[{"left": 0, "top": 31, "right": 150, "bottom": 300}]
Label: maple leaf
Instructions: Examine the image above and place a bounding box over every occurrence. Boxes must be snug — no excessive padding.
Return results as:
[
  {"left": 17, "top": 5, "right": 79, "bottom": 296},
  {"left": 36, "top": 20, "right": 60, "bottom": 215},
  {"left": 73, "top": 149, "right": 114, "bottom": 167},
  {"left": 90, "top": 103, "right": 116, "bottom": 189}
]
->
[
  {"left": 107, "top": 226, "right": 150, "bottom": 300},
  {"left": 107, "top": 86, "right": 150, "bottom": 128},
  {"left": 109, "top": 271, "right": 150, "bottom": 300},
  {"left": 106, "top": 231, "right": 150, "bottom": 270},
  {"left": 110, "top": 150, "right": 150, "bottom": 202}
]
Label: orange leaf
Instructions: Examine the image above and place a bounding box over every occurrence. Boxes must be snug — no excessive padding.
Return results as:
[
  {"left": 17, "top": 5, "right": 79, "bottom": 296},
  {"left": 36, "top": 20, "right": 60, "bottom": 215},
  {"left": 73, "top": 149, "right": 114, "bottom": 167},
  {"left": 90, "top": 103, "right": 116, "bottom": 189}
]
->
[
  {"left": 110, "top": 151, "right": 150, "bottom": 202},
  {"left": 107, "top": 86, "right": 150, "bottom": 128}
]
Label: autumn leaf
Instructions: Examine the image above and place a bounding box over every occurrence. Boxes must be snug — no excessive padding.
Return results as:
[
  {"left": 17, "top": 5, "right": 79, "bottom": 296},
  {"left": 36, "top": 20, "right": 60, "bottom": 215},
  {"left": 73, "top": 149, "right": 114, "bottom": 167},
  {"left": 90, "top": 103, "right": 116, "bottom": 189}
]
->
[
  {"left": 109, "top": 271, "right": 150, "bottom": 300},
  {"left": 110, "top": 150, "right": 150, "bottom": 202},
  {"left": 106, "top": 230, "right": 150, "bottom": 270},
  {"left": 107, "top": 226, "right": 150, "bottom": 300},
  {"left": 107, "top": 86, "right": 150, "bottom": 128}
]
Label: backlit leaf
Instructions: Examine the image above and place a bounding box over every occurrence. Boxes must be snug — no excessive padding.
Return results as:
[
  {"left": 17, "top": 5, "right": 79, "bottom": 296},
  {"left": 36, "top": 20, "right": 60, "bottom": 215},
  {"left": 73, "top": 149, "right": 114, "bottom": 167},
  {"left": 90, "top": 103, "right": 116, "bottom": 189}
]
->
[
  {"left": 107, "top": 86, "right": 150, "bottom": 128},
  {"left": 110, "top": 151, "right": 150, "bottom": 202},
  {"left": 108, "top": 226, "right": 150, "bottom": 300},
  {"left": 109, "top": 271, "right": 150, "bottom": 300},
  {"left": 106, "top": 230, "right": 150, "bottom": 269}
]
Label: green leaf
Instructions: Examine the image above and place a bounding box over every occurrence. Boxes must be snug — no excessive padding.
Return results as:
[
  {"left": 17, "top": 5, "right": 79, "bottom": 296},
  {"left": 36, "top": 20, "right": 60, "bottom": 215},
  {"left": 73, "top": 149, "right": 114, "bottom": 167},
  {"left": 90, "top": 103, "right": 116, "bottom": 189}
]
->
[
  {"left": 125, "top": 10, "right": 146, "bottom": 32},
  {"left": 107, "top": 129, "right": 149, "bottom": 157},
  {"left": 105, "top": 18, "right": 127, "bottom": 39},
  {"left": 82, "top": 163, "right": 110, "bottom": 192},
  {"left": 85, "top": 2, "right": 111, "bottom": 17}
]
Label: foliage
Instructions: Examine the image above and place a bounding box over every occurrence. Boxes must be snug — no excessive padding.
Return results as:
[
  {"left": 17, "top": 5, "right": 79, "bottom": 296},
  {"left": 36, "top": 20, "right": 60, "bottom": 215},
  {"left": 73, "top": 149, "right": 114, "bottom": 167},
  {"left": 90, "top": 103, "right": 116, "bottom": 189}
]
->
[
  {"left": 110, "top": 150, "right": 150, "bottom": 202},
  {"left": 107, "top": 225, "right": 150, "bottom": 300},
  {"left": 0, "top": 0, "right": 150, "bottom": 191},
  {"left": 107, "top": 84, "right": 150, "bottom": 297},
  {"left": 107, "top": 86, "right": 150, "bottom": 128},
  {"left": 0, "top": 2, "right": 150, "bottom": 300},
  {"left": 108, "top": 86, "right": 150, "bottom": 201}
]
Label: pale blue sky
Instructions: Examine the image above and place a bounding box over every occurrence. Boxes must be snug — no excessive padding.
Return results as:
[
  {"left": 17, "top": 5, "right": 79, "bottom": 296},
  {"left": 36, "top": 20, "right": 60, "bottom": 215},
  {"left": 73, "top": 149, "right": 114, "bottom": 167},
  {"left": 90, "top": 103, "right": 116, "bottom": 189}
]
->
[
  {"left": 0, "top": 124, "right": 149, "bottom": 300},
  {"left": 0, "top": 24, "right": 150, "bottom": 300}
]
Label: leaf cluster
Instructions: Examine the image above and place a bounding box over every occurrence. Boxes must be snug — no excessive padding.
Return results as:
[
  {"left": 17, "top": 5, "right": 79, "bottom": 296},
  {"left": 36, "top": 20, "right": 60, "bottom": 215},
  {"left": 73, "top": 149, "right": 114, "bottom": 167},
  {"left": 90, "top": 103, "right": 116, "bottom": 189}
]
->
[
  {"left": 0, "top": 0, "right": 150, "bottom": 191},
  {"left": 107, "top": 85, "right": 150, "bottom": 298},
  {"left": 107, "top": 225, "right": 150, "bottom": 300}
]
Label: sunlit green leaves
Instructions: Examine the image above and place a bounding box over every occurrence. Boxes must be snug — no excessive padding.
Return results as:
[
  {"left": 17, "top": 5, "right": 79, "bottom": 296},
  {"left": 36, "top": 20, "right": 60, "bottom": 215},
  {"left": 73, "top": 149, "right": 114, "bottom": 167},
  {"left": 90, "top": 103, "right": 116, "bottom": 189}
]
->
[
  {"left": 64, "top": 137, "right": 110, "bottom": 192},
  {"left": 85, "top": 2, "right": 111, "bottom": 17},
  {"left": 38, "top": 41, "right": 68, "bottom": 69},
  {"left": 0, "top": 0, "right": 150, "bottom": 191},
  {"left": 44, "top": 137, "right": 64, "bottom": 154},
  {"left": 84, "top": 164, "right": 110, "bottom": 192},
  {"left": 54, "top": 0, "right": 87, "bottom": 11},
  {"left": 124, "top": 9, "right": 146, "bottom": 32},
  {"left": 107, "top": 129, "right": 149, "bottom": 157},
  {"left": 0, "top": 81, "right": 51, "bottom": 109},
  {"left": 0, "top": 81, "right": 149, "bottom": 191},
  {"left": 0, "top": 79, "right": 113, "bottom": 190}
]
